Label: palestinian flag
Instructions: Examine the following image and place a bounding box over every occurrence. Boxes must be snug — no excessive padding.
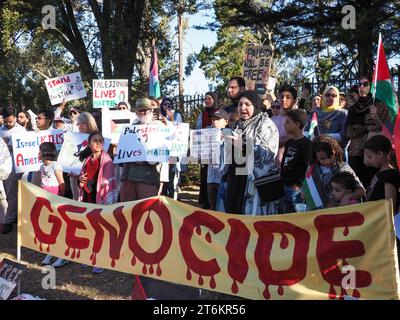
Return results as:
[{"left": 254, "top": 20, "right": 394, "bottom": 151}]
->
[
  {"left": 302, "top": 163, "right": 324, "bottom": 210},
  {"left": 149, "top": 43, "right": 161, "bottom": 99},
  {"left": 308, "top": 111, "right": 318, "bottom": 140},
  {"left": 371, "top": 33, "right": 398, "bottom": 121},
  {"left": 371, "top": 33, "right": 400, "bottom": 170}
]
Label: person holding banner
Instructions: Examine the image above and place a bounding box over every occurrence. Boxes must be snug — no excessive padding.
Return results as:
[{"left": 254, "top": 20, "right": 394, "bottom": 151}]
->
[
  {"left": 196, "top": 92, "right": 219, "bottom": 209},
  {"left": 226, "top": 90, "right": 280, "bottom": 215},
  {"left": 120, "top": 98, "right": 162, "bottom": 202},
  {"left": 0, "top": 137, "right": 12, "bottom": 234},
  {"left": 54, "top": 99, "right": 80, "bottom": 132},
  {"left": 0, "top": 107, "right": 25, "bottom": 233}
]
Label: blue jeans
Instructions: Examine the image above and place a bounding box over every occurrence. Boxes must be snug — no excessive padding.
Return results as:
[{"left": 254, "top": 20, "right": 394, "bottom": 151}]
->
[
  {"left": 281, "top": 185, "right": 303, "bottom": 213},
  {"left": 216, "top": 181, "right": 227, "bottom": 212}
]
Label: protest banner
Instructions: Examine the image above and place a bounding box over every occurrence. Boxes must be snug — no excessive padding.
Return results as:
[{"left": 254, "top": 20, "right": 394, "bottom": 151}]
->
[
  {"left": 190, "top": 128, "right": 221, "bottom": 163},
  {"left": 45, "top": 72, "right": 87, "bottom": 105},
  {"left": 57, "top": 132, "right": 111, "bottom": 175},
  {"left": 93, "top": 79, "right": 129, "bottom": 109},
  {"left": 11, "top": 130, "right": 64, "bottom": 173},
  {"left": 101, "top": 109, "right": 137, "bottom": 144},
  {"left": 113, "top": 125, "right": 176, "bottom": 164},
  {"left": 0, "top": 257, "right": 26, "bottom": 300},
  {"left": 242, "top": 45, "right": 273, "bottom": 96},
  {"left": 18, "top": 180, "right": 400, "bottom": 300}
]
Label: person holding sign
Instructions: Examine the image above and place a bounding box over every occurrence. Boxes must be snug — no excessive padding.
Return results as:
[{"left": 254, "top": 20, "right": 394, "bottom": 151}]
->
[
  {"left": 35, "top": 109, "right": 54, "bottom": 131},
  {"left": 0, "top": 137, "right": 12, "bottom": 234},
  {"left": 120, "top": 98, "right": 163, "bottom": 202},
  {"left": 0, "top": 107, "right": 25, "bottom": 233},
  {"left": 17, "top": 111, "right": 33, "bottom": 131},
  {"left": 196, "top": 92, "right": 219, "bottom": 209},
  {"left": 225, "top": 90, "right": 280, "bottom": 215}
]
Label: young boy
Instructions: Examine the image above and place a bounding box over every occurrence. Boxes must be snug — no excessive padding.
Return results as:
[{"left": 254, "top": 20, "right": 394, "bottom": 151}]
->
[
  {"left": 207, "top": 109, "right": 229, "bottom": 210},
  {"left": 280, "top": 109, "right": 312, "bottom": 213}
]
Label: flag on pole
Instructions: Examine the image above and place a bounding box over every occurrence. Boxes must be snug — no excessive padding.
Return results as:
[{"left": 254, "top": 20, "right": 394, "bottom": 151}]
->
[
  {"left": 371, "top": 33, "right": 400, "bottom": 170},
  {"left": 149, "top": 42, "right": 161, "bottom": 99},
  {"left": 308, "top": 111, "right": 319, "bottom": 140},
  {"left": 371, "top": 33, "right": 398, "bottom": 121}
]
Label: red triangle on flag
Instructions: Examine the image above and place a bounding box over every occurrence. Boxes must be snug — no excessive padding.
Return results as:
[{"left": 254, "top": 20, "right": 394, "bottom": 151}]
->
[{"left": 372, "top": 36, "right": 391, "bottom": 82}]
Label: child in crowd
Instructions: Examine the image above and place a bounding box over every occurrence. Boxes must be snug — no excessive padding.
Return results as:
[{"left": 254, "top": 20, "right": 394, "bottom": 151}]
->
[
  {"left": 364, "top": 135, "right": 400, "bottom": 212},
  {"left": 78, "top": 132, "right": 118, "bottom": 273},
  {"left": 329, "top": 172, "right": 360, "bottom": 207},
  {"left": 39, "top": 142, "right": 67, "bottom": 268},
  {"left": 304, "top": 135, "right": 365, "bottom": 210},
  {"left": 280, "top": 109, "right": 312, "bottom": 213},
  {"left": 207, "top": 109, "right": 229, "bottom": 210}
]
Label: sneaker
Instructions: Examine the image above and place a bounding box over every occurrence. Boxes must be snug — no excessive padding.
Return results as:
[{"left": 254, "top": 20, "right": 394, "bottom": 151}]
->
[
  {"left": 81, "top": 264, "right": 89, "bottom": 268},
  {"left": 92, "top": 267, "right": 104, "bottom": 274},
  {"left": 41, "top": 255, "right": 54, "bottom": 266},
  {"left": 51, "top": 258, "right": 70, "bottom": 268}
]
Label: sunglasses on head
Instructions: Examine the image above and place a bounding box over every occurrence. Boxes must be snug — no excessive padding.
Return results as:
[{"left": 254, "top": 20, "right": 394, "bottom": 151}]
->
[
  {"left": 69, "top": 110, "right": 77, "bottom": 115},
  {"left": 358, "top": 81, "right": 370, "bottom": 87}
]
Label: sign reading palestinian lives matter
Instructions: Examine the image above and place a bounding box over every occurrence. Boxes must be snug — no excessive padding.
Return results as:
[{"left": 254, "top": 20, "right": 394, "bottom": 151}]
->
[
  {"left": 190, "top": 128, "right": 221, "bottom": 163},
  {"left": 93, "top": 79, "right": 129, "bottom": 109},
  {"left": 0, "top": 258, "right": 26, "bottom": 300},
  {"left": 11, "top": 130, "right": 64, "bottom": 173},
  {"left": 57, "top": 132, "right": 111, "bottom": 175},
  {"left": 113, "top": 124, "right": 188, "bottom": 164},
  {"left": 18, "top": 181, "right": 400, "bottom": 300},
  {"left": 101, "top": 109, "right": 137, "bottom": 144},
  {"left": 242, "top": 45, "right": 273, "bottom": 95},
  {"left": 45, "top": 72, "right": 87, "bottom": 105}
]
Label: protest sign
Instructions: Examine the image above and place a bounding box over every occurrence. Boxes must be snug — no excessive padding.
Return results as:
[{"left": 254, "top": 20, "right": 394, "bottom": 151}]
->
[
  {"left": 11, "top": 130, "right": 64, "bottom": 173},
  {"left": 18, "top": 181, "right": 400, "bottom": 300},
  {"left": 101, "top": 109, "right": 137, "bottom": 144},
  {"left": 242, "top": 45, "right": 273, "bottom": 95},
  {"left": 93, "top": 79, "right": 129, "bottom": 109},
  {"left": 45, "top": 72, "right": 87, "bottom": 105},
  {"left": 190, "top": 128, "right": 221, "bottom": 163},
  {"left": 0, "top": 258, "right": 26, "bottom": 300},
  {"left": 113, "top": 125, "right": 176, "bottom": 164},
  {"left": 57, "top": 132, "right": 111, "bottom": 175},
  {"left": 170, "top": 123, "right": 189, "bottom": 157}
]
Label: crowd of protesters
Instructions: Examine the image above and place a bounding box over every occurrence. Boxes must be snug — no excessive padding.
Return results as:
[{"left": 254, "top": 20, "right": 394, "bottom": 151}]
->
[{"left": 0, "top": 74, "right": 399, "bottom": 274}]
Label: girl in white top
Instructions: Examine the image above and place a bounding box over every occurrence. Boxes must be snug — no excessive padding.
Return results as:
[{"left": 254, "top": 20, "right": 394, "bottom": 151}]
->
[{"left": 38, "top": 142, "right": 67, "bottom": 268}]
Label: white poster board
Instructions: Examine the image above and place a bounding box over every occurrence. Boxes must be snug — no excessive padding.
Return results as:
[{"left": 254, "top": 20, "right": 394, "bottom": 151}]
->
[
  {"left": 113, "top": 125, "right": 178, "bottom": 164},
  {"left": 190, "top": 128, "right": 221, "bottom": 163},
  {"left": 57, "top": 132, "right": 111, "bottom": 175},
  {"left": 93, "top": 79, "right": 129, "bottom": 109},
  {"left": 102, "top": 109, "right": 137, "bottom": 144},
  {"left": 11, "top": 130, "right": 64, "bottom": 173},
  {"left": 45, "top": 72, "right": 87, "bottom": 105},
  {"left": 170, "top": 123, "right": 189, "bottom": 157}
]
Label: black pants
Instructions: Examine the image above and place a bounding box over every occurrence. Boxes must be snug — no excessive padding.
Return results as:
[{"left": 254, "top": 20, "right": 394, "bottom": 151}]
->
[
  {"left": 348, "top": 155, "right": 378, "bottom": 189},
  {"left": 198, "top": 165, "right": 209, "bottom": 206},
  {"left": 225, "top": 165, "right": 247, "bottom": 214}
]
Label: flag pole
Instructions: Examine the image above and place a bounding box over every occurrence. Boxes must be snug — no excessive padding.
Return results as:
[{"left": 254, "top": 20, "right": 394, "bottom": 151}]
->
[{"left": 372, "top": 32, "right": 382, "bottom": 103}]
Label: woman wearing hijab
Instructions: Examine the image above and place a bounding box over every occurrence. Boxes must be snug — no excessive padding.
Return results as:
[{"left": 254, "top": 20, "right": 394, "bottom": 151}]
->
[
  {"left": 345, "top": 76, "right": 391, "bottom": 187},
  {"left": 195, "top": 92, "right": 218, "bottom": 209},
  {"left": 307, "top": 85, "right": 348, "bottom": 145},
  {"left": 225, "top": 90, "right": 280, "bottom": 215}
]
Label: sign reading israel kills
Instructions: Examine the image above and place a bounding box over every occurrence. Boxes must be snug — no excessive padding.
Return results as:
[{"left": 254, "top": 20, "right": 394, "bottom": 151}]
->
[
  {"left": 242, "top": 45, "right": 273, "bottom": 95},
  {"left": 18, "top": 181, "right": 400, "bottom": 300}
]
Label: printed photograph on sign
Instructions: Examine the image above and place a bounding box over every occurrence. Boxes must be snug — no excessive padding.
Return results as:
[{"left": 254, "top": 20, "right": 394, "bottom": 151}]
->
[
  {"left": 101, "top": 109, "right": 137, "bottom": 144},
  {"left": 57, "top": 132, "right": 111, "bottom": 175},
  {"left": 190, "top": 128, "right": 221, "bottom": 163},
  {"left": 93, "top": 79, "right": 129, "bottom": 109},
  {"left": 45, "top": 72, "right": 87, "bottom": 105}
]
